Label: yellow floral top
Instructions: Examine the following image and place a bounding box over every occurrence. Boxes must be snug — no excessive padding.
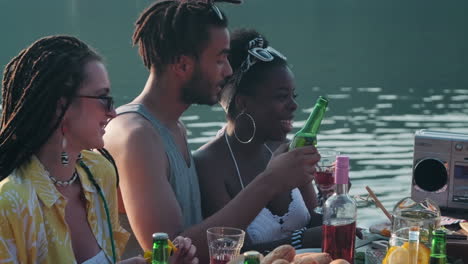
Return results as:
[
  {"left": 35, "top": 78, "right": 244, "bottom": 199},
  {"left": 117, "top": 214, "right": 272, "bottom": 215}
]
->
[{"left": 0, "top": 150, "right": 129, "bottom": 263}]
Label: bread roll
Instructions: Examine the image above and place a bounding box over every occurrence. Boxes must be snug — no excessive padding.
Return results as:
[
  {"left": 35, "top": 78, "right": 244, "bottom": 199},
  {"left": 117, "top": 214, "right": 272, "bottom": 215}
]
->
[
  {"left": 271, "top": 259, "right": 291, "bottom": 264},
  {"left": 261, "top": 245, "right": 296, "bottom": 264},
  {"left": 294, "top": 253, "right": 332, "bottom": 264},
  {"left": 330, "top": 259, "right": 350, "bottom": 264}
]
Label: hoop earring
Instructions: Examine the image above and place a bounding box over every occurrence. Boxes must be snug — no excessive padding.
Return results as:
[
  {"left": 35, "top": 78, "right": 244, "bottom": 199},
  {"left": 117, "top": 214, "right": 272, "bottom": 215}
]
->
[
  {"left": 234, "top": 111, "right": 256, "bottom": 144},
  {"left": 61, "top": 126, "right": 69, "bottom": 166}
]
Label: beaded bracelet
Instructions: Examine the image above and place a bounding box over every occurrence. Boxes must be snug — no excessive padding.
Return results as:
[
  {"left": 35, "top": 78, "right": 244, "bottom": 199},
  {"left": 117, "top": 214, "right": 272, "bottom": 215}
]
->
[{"left": 291, "top": 227, "right": 307, "bottom": 249}]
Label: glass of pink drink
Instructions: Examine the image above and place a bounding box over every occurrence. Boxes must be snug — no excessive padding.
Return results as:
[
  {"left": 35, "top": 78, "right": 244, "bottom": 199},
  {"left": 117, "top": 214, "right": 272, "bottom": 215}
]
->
[
  {"left": 207, "top": 227, "right": 245, "bottom": 264},
  {"left": 314, "top": 148, "right": 340, "bottom": 214}
]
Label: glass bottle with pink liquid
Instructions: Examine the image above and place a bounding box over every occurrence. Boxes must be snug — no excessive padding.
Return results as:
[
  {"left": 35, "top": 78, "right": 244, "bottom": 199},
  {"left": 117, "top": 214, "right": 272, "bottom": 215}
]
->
[{"left": 322, "top": 156, "right": 357, "bottom": 263}]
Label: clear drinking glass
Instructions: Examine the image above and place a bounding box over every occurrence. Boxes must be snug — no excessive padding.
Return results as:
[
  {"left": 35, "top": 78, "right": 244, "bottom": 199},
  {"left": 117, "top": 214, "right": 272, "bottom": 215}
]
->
[
  {"left": 383, "top": 197, "right": 441, "bottom": 263},
  {"left": 390, "top": 197, "right": 441, "bottom": 247},
  {"left": 314, "top": 148, "right": 340, "bottom": 214},
  {"left": 207, "top": 227, "right": 245, "bottom": 264}
]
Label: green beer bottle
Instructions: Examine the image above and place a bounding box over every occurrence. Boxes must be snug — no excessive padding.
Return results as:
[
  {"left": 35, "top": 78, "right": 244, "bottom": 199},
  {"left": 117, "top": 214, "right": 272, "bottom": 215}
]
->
[
  {"left": 243, "top": 251, "right": 261, "bottom": 264},
  {"left": 152, "top": 233, "right": 169, "bottom": 264},
  {"left": 289, "top": 96, "right": 329, "bottom": 149},
  {"left": 429, "top": 229, "right": 447, "bottom": 264}
]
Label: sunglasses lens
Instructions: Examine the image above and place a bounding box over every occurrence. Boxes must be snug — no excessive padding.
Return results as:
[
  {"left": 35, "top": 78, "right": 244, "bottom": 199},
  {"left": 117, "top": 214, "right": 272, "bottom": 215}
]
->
[
  {"left": 249, "top": 48, "right": 273, "bottom": 62},
  {"left": 266, "top": 47, "right": 287, "bottom": 61},
  {"left": 99, "top": 97, "right": 113, "bottom": 112},
  {"left": 107, "top": 98, "right": 114, "bottom": 111},
  {"left": 256, "top": 49, "right": 271, "bottom": 60}
]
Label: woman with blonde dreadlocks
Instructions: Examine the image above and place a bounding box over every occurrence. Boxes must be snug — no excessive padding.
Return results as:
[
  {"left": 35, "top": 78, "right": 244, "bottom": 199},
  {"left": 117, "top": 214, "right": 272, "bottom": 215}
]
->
[
  {"left": 0, "top": 36, "right": 195, "bottom": 264},
  {"left": 104, "top": 0, "right": 319, "bottom": 263}
]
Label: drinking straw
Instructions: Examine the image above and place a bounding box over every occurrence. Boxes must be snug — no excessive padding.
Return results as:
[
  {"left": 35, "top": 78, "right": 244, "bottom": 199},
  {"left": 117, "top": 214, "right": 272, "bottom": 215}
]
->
[{"left": 365, "top": 186, "right": 392, "bottom": 221}]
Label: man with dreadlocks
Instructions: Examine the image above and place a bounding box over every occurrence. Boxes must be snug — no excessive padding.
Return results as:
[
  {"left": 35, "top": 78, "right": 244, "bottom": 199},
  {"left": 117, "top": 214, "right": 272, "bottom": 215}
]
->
[{"left": 104, "top": 0, "right": 320, "bottom": 262}]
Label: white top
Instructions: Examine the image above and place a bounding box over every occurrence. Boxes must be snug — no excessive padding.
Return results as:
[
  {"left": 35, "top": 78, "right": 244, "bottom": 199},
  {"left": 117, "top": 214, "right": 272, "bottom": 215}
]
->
[
  {"left": 223, "top": 131, "right": 311, "bottom": 244},
  {"left": 246, "top": 188, "right": 311, "bottom": 244},
  {"left": 81, "top": 250, "right": 112, "bottom": 264}
]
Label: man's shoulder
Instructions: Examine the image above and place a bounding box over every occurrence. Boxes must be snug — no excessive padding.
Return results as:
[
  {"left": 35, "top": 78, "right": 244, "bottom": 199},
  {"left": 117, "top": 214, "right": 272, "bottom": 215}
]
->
[
  {"left": 104, "top": 111, "right": 167, "bottom": 169},
  {"left": 105, "top": 112, "right": 163, "bottom": 148},
  {"left": 108, "top": 110, "right": 154, "bottom": 134}
]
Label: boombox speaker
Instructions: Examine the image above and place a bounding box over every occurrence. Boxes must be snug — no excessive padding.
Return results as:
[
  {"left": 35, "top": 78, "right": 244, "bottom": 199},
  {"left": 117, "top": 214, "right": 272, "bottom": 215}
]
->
[{"left": 412, "top": 129, "right": 468, "bottom": 210}]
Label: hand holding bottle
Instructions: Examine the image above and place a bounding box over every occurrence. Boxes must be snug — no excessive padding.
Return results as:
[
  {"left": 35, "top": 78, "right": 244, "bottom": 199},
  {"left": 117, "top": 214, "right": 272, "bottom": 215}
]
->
[{"left": 263, "top": 143, "right": 320, "bottom": 194}]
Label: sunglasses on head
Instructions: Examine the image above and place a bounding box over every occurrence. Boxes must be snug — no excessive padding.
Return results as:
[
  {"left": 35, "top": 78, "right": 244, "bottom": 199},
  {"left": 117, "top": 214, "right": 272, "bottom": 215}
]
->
[
  {"left": 211, "top": 4, "right": 223, "bottom": 21},
  {"left": 77, "top": 95, "right": 114, "bottom": 112},
  {"left": 240, "top": 46, "right": 287, "bottom": 74},
  {"left": 248, "top": 46, "right": 286, "bottom": 62}
]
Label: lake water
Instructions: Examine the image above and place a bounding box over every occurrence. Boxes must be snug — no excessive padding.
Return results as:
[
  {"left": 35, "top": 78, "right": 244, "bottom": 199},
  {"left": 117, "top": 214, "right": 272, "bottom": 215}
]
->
[{"left": 1, "top": 0, "right": 468, "bottom": 227}]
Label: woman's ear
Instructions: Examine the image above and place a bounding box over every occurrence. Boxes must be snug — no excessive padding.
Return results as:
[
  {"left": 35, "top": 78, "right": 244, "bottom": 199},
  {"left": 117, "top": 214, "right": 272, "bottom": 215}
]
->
[{"left": 56, "top": 97, "right": 68, "bottom": 118}]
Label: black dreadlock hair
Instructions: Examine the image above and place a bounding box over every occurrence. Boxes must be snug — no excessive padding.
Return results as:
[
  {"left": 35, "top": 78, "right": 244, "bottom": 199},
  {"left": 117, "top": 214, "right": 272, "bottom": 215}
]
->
[
  {"left": 132, "top": 0, "right": 230, "bottom": 72},
  {"left": 225, "top": 28, "right": 288, "bottom": 119},
  {"left": 0, "top": 35, "right": 102, "bottom": 179}
]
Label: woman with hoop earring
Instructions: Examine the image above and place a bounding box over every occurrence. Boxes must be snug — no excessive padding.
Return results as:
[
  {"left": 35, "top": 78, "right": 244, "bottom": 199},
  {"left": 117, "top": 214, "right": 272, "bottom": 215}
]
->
[{"left": 194, "top": 29, "right": 323, "bottom": 253}]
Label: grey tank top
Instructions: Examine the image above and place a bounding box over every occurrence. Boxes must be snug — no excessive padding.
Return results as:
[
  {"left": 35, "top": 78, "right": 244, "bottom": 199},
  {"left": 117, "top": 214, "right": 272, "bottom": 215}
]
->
[{"left": 117, "top": 103, "right": 203, "bottom": 228}]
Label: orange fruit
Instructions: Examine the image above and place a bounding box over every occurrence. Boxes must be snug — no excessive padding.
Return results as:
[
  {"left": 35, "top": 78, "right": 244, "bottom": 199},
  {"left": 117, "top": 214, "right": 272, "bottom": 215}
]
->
[
  {"left": 382, "top": 246, "right": 398, "bottom": 264},
  {"left": 401, "top": 242, "right": 430, "bottom": 264},
  {"left": 385, "top": 246, "right": 409, "bottom": 264},
  {"left": 382, "top": 243, "right": 430, "bottom": 264}
]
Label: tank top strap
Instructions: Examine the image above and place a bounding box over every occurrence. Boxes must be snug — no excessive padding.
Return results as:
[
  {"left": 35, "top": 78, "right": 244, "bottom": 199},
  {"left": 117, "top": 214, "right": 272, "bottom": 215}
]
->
[{"left": 116, "top": 103, "right": 178, "bottom": 151}]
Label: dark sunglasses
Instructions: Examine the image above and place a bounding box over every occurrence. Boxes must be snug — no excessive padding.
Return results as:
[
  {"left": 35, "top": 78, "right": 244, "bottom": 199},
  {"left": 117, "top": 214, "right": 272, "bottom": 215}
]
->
[{"left": 77, "top": 95, "right": 114, "bottom": 112}]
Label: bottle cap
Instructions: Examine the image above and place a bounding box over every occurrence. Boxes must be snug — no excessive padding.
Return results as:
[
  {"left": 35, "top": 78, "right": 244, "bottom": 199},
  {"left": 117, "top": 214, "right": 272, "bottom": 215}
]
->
[
  {"left": 152, "top": 232, "right": 169, "bottom": 240},
  {"left": 243, "top": 251, "right": 261, "bottom": 260},
  {"left": 335, "top": 155, "right": 349, "bottom": 184},
  {"left": 317, "top": 96, "right": 329, "bottom": 107},
  {"left": 432, "top": 229, "right": 446, "bottom": 237}
]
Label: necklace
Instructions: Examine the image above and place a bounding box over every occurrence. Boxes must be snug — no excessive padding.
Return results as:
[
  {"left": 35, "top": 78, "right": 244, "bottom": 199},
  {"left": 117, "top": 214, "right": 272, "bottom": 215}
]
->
[
  {"left": 49, "top": 170, "right": 79, "bottom": 187},
  {"left": 224, "top": 132, "right": 273, "bottom": 189}
]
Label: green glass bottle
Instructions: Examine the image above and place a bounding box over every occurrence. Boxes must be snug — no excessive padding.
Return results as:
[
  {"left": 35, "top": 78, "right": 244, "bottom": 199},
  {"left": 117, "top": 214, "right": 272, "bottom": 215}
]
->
[
  {"left": 152, "top": 233, "right": 169, "bottom": 264},
  {"left": 243, "top": 251, "right": 261, "bottom": 264},
  {"left": 429, "top": 229, "right": 447, "bottom": 264},
  {"left": 289, "top": 96, "right": 329, "bottom": 149}
]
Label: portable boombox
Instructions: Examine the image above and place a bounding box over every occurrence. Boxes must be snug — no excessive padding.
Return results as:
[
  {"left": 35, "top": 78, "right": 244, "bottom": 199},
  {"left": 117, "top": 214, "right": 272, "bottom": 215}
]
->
[{"left": 412, "top": 129, "right": 468, "bottom": 210}]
